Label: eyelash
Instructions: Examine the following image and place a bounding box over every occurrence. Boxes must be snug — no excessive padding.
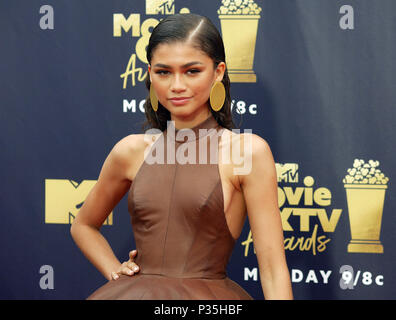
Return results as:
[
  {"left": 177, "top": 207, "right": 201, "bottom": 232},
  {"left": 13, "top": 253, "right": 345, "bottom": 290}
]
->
[
  {"left": 155, "top": 69, "right": 201, "bottom": 75},
  {"left": 187, "top": 69, "right": 200, "bottom": 74},
  {"left": 155, "top": 70, "right": 170, "bottom": 75}
]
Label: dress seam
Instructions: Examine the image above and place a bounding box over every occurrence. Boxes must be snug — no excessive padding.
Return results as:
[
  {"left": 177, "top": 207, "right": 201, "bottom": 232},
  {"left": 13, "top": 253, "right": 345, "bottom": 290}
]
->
[{"left": 160, "top": 162, "right": 179, "bottom": 274}]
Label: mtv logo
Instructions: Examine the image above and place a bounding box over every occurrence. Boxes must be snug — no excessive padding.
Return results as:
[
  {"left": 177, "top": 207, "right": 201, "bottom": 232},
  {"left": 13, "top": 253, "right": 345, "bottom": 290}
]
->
[
  {"left": 146, "top": 0, "right": 175, "bottom": 15},
  {"left": 45, "top": 179, "right": 113, "bottom": 225},
  {"left": 275, "top": 163, "right": 299, "bottom": 183}
]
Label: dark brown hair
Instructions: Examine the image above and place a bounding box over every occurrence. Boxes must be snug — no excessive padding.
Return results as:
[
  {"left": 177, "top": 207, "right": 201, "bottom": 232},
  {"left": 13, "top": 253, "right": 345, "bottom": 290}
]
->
[{"left": 141, "top": 13, "right": 237, "bottom": 132}]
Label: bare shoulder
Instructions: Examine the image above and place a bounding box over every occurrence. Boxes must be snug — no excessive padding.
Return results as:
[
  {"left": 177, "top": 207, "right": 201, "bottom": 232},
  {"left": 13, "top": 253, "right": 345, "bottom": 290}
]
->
[
  {"left": 111, "top": 131, "right": 162, "bottom": 179},
  {"left": 219, "top": 130, "right": 274, "bottom": 186},
  {"left": 111, "top": 130, "right": 164, "bottom": 160},
  {"left": 111, "top": 133, "right": 147, "bottom": 159},
  {"left": 247, "top": 132, "right": 273, "bottom": 158},
  {"left": 106, "top": 134, "right": 147, "bottom": 175},
  {"left": 220, "top": 129, "right": 273, "bottom": 160},
  {"left": 236, "top": 132, "right": 276, "bottom": 185}
]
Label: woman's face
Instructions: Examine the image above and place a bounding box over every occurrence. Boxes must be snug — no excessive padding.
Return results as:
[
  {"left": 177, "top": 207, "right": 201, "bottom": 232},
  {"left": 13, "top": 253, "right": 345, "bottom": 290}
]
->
[{"left": 148, "top": 41, "right": 225, "bottom": 119}]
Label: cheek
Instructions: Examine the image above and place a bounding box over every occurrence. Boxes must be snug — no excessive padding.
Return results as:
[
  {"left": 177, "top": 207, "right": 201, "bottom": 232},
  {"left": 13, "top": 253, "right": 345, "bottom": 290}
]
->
[
  {"left": 190, "top": 78, "right": 213, "bottom": 100},
  {"left": 196, "top": 84, "right": 212, "bottom": 103},
  {"left": 152, "top": 81, "right": 167, "bottom": 99},
  {"left": 201, "top": 71, "right": 216, "bottom": 96}
]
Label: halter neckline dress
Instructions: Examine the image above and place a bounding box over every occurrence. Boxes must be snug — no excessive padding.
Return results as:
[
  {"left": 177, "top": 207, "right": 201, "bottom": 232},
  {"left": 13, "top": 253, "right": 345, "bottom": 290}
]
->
[{"left": 87, "top": 114, "right": 253, "bottom": 300}]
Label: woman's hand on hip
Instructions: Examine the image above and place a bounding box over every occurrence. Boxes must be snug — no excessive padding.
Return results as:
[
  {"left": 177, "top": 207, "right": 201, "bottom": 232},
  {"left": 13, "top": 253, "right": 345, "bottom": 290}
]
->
[{"left": 111, "top": 249, "right": 140, "bottom": 280}]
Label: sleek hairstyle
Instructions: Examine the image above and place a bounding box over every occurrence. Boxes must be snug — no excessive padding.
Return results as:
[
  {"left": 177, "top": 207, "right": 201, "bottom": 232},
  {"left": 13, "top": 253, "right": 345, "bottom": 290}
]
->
[{"left": 141, "top": 13, "right": 236, "bottom": 132}]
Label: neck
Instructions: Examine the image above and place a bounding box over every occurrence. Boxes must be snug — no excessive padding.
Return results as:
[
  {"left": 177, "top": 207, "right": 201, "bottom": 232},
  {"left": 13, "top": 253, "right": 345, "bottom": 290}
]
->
[
  {"left": 164, "top": 110, "right": 219, "bottom": 143},
  {"left": 171, "top": 108, "right": 212, "bottom": 130}
]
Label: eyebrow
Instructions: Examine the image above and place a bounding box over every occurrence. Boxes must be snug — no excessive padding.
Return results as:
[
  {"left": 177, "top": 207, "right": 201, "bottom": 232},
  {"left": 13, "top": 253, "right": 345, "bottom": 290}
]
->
[{"left": 153, "top": 61, "right": 203, "bottom": 69}]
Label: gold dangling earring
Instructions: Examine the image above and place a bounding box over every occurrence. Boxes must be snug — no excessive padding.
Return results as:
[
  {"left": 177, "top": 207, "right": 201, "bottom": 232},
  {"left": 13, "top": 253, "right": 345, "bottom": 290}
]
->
[
  {"left": 209, "top": 81, "right": 226, "bottom": 112},
  {"left": 150, "top": 84, "right": 158, "bottom": 112}
]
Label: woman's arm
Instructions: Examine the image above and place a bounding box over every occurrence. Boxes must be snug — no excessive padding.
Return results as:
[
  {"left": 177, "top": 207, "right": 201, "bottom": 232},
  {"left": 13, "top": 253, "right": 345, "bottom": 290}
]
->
[
  {"left": 70, "top": 135, "right": 141, "bottom": 281},
  {"left": 240, "top": 133, "right": 293, "bottom": 300}
]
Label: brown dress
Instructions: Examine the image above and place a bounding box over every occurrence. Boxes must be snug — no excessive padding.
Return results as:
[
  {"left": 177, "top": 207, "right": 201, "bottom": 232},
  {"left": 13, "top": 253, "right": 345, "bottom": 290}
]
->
[{"left": 87, "top": 114, "right": 253, "bottom": 300}]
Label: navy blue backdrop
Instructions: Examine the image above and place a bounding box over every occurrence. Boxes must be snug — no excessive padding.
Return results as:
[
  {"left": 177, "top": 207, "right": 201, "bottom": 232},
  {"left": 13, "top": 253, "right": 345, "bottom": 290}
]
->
[{"left": 0, "top": 0, "right": 395, "bottom": 299}]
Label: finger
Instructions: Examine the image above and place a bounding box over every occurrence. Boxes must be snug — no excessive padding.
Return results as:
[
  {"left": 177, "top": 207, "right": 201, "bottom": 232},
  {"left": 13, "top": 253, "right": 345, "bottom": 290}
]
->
[
  {"left": 127, "top": 261, "right": 140, "bottom": 273},
  {"left": 122, "top": 266, "right": 134, "bottom": 276},
  {"left": 111, "top": 272, "right": 120, "bottom": 280},
  {"left": 129, "top": 250, "right": 137, "bottom": 260}
]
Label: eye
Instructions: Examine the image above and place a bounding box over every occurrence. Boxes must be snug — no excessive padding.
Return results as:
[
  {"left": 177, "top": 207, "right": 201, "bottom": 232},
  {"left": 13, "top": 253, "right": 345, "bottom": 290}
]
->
[
  {"left": 187, "top": 69, "right": 201, "bottom": 75},
  {"left": 155, "top": 70, "right": 170, "bottom": 75}
]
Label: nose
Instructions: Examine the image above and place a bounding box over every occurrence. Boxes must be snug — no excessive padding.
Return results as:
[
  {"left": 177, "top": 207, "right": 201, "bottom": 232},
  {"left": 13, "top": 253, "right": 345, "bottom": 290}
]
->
[{"left": 170, "top": 74, "right": 186, "bottom": 93}]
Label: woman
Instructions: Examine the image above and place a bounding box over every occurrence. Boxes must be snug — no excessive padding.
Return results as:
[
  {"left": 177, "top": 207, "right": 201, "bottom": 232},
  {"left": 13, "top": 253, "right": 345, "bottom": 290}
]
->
[{"left": 70, "top": 13, "right": 293, "bottom": 300}]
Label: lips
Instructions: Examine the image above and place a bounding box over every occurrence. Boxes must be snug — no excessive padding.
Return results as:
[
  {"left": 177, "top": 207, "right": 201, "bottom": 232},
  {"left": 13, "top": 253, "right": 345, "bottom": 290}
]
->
[{"left": 169, "top": 97, "right": 191, "bottom": 106}]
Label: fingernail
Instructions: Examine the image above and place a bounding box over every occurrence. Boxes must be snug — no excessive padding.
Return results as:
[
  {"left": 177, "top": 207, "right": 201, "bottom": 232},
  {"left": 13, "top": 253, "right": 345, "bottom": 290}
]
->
[
  {"left": 133, "top": 267, "right": 139, "bottom": 272},
  {"left": 128, "top": 270, "right": 133, "bottom": 275}
]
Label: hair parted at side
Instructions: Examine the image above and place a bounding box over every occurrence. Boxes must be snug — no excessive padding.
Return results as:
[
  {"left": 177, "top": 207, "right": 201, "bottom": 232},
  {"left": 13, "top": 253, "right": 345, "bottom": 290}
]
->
[{"left": 141, "top": 13, "right": 237, "bottom": 132}]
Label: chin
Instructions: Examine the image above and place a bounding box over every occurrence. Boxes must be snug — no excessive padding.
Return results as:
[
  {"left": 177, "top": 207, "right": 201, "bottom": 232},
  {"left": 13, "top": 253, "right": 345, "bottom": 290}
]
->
[{"left": 168, "top": 106, "right": 196, "bottom": 117}]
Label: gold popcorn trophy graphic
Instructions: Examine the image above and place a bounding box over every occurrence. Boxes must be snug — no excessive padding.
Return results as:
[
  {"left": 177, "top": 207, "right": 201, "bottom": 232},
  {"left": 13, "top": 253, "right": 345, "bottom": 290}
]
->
[
  {"left": 343, "top": 159, "right": 389, "bottom": 253},
  {"left": 218, "top": 0, "right": 262, "bottom": 83}
]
